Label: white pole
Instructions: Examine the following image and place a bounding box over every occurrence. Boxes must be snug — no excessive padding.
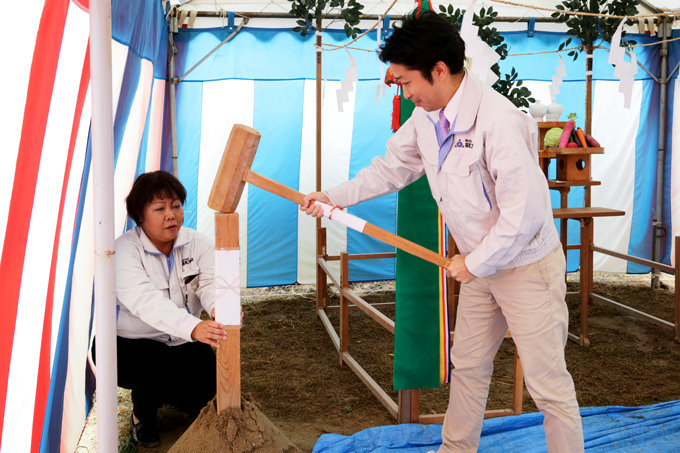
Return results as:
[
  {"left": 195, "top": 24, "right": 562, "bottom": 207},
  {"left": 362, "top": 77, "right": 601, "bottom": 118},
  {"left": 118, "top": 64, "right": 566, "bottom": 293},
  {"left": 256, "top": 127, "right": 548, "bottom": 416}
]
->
[{"left": 89, "top": 0, "right": 118, "bottom": 451}]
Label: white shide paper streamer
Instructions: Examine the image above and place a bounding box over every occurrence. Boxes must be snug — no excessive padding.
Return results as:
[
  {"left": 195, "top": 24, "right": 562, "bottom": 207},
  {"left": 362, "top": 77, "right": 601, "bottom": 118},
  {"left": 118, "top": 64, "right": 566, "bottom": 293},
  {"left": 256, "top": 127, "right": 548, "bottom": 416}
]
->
[
  {"left": 550, "top": 53, "right": 567, "bottom": 103},
  {"left": 608, "top": 17, "right": 638, "bottom": 109},
  {"left": 375, "top": 15, "right": 388, "bottom": 104},
  {"left": 337, "top": 50, "right": 358, "bottom": 112},
  {"left": 215, "top": 249, "right": 241, "bottom": 326},
  {"left": 460, "top": 0, "right": 500, "bottom": 87}
]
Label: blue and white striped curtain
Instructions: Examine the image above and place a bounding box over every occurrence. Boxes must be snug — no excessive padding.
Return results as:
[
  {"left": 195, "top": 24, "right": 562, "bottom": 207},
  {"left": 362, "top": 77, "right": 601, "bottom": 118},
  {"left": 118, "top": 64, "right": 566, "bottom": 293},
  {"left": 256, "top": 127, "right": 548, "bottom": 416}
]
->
[
  {"left": 1, "top": 0, "right": 167, "bottom": 450},
  {"left": 174, "top": 25, "right": 679, "bottom": 281},
  {"left": 172, "top": 26, "right": 398, "bottom": 286},
  {"left": 500, "top": 29, "right": 679, "bottom": 272}
]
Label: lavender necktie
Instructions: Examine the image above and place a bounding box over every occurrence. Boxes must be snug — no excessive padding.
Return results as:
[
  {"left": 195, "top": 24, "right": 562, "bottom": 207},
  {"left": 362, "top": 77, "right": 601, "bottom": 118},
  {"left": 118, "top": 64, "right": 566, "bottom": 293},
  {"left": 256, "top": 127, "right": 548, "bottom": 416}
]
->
[
  {"left": 439, "top": 109, "right": 450, "bottom": 138},
  {"left": 437, "top": 109, "right": 455, "bottom": 171}
]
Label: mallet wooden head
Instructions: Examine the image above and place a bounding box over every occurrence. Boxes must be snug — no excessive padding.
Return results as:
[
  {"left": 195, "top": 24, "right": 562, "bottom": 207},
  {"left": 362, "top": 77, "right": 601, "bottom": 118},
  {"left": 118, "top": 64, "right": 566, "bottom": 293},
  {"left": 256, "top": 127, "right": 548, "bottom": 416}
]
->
[{"left": 208, "top": 124, "right": 261, "bottom": 213}]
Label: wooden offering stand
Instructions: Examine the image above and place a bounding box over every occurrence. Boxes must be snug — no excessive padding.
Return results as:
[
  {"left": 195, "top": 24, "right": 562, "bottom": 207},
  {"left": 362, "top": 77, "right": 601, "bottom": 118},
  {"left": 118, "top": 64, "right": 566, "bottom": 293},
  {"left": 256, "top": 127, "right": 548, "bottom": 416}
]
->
[{"left": 538, "top": 121, "right": 624, "bottom": 345}]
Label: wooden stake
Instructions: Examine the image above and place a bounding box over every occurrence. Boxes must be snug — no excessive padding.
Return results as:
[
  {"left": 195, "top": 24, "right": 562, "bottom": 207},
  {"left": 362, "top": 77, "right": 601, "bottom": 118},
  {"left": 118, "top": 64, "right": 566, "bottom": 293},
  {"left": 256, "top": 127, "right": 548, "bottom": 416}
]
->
[
  {"left": 397, "top": 389, "right": 418, "bottom": 424},
  {"left": 217, "top": 326, "right": 240, "bottom": 410},
  {"left": 579, "top": 218, "right": 593, "bottom": 346},
  {"left": 315, "top": 24, "right": 322, "bottom": 238},
  {"left": 340, "top": 252, "right": 349, "bottom": 366},
  {"left": 215, "top": 212, "right": 241, "bottom": 411},
  {"left": 317, "top": 227, "right": 327, "bottom": 312}
]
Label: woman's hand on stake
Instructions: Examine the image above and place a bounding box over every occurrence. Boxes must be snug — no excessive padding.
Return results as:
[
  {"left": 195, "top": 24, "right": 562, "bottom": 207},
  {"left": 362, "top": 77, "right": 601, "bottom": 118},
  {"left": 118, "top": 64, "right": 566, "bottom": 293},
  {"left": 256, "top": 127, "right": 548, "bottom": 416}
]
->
[{"left": 191, "top": 320, "right": 228, "bottom": 347}]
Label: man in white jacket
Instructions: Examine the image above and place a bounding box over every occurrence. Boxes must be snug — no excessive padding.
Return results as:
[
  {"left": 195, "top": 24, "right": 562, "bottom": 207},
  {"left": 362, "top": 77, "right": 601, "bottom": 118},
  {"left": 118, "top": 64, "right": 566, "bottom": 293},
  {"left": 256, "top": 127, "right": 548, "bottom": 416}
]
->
[{"left": 302, "top": 11, "right": 583, "bottom": 453}]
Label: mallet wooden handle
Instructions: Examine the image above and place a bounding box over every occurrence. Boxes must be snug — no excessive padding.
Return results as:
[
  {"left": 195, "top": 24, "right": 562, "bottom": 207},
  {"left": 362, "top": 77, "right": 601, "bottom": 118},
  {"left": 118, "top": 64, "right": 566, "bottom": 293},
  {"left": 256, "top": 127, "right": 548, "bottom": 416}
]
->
[{"left": 244, "top": 170, "right": 451, "bottom": 269}]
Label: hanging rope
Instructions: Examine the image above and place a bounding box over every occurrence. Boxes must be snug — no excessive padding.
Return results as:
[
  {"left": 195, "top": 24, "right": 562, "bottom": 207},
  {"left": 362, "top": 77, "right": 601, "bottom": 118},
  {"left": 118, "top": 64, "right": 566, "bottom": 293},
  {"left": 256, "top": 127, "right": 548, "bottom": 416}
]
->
[
  {"left": 321, "top": 0, "right": 400, "bottom": 51},
  {"left": 491, "top": 0, "right": 679, "bottom": 20},
  {"left": 507, "top": 35, "right": 680, "bottom": 57}
]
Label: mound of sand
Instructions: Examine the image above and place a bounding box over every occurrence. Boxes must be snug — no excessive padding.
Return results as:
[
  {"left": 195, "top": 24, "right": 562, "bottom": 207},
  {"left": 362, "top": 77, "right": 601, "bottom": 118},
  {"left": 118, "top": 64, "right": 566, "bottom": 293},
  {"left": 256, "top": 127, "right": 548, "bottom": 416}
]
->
[{"left": 169, "top": 398, "right": 300, "bottom": 453}]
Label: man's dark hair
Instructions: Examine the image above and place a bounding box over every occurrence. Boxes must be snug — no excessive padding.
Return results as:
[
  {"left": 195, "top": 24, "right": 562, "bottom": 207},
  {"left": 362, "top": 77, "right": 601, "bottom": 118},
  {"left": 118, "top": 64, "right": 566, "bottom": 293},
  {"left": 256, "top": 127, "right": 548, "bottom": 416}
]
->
[
  {"left": 379, "top": 11, "right": 465, "bottom": 83},
  {"left": 126, "top": 171, "right": 187, "bottom": 225}
]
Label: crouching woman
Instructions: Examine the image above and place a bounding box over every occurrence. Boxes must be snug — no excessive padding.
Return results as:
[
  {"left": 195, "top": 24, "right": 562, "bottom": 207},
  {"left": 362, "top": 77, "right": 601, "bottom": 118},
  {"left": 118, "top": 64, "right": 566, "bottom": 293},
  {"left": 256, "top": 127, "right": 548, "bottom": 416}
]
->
[{"left": 114, "top": 171, "right": 226, "bottom": 447}]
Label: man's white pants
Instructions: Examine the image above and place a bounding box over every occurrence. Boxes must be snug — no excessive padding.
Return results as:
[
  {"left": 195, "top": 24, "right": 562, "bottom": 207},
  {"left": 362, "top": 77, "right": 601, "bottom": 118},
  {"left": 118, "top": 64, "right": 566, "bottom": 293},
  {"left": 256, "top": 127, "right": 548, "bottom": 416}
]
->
[{"left": 439, "top": 247, "right": 584, "bottom": 453}]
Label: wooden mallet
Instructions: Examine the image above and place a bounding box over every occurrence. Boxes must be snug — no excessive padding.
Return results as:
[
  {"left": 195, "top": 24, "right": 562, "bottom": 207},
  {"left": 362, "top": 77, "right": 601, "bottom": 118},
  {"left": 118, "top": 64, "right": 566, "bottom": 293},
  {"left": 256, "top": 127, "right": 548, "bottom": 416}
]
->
[{"left": 208, "top": 124, "right": 452, "bottom": 269}]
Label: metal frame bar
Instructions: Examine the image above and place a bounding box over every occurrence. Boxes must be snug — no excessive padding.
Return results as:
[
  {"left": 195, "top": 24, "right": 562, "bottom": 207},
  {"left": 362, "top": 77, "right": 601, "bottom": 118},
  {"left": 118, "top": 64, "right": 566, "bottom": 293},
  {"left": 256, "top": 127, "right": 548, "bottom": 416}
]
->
[
  {"left": 192, "top": 11, "right": 561, "bottom": 23},
  {"left": 669, "top": 61, "right": 679, "bottom": 80},
  {"left": 176, "top": 19, "right": 248, "bottom": 83},
  {"left": 168, "top": 12, "right": 179, "bottom": 176}
]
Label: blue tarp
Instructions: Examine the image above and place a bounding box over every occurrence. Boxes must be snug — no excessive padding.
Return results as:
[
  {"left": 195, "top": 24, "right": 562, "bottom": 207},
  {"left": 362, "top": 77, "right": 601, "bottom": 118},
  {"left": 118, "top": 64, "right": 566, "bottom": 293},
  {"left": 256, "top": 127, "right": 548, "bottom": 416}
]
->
[{"left": 313, "top": 400, "right": 680, "bottom": 452}]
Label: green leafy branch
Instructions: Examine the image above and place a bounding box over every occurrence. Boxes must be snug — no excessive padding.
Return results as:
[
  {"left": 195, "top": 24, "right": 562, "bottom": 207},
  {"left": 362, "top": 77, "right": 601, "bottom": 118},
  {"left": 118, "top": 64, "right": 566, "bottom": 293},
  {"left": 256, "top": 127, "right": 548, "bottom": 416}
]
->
[
  {"left": 288, "top": 0, "right": 365, "bottom": 38},
  {"left": 493, "top": 68, "right": 536, "bottom": 110},
  {"left": 551, "top": 0, "right": 639, "bottom": 59}
]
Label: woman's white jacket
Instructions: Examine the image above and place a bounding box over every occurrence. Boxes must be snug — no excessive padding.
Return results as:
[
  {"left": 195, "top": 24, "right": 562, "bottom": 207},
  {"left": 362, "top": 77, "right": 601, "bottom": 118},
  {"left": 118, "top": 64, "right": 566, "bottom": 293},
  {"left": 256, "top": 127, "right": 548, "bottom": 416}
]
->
[{"left": 115, "top": 226, "right": 215, "bottom": 345}]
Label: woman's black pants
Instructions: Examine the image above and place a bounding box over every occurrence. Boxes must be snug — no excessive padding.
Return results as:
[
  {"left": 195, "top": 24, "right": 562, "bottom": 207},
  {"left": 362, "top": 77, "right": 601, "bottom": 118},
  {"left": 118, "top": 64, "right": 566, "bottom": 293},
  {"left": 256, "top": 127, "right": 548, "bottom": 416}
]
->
[{"left": 96, "top": 336, "right": 216, "bottom": 428}]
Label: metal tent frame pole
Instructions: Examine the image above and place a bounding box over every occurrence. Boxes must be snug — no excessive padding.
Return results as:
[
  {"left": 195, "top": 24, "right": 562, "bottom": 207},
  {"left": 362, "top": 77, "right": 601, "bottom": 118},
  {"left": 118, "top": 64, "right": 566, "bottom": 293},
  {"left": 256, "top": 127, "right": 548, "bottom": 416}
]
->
[
  {"left": 191, "top": 10, "right": 560, "bottom": 23},
  {"left": 169, "top": 12, "right": 180, "bottom": 177},
  {"left": 652, "top": 17, "right": 671, "bottom": 289},
  {"left": 90, "top": 0, "right": 118, "bottom": 450}
]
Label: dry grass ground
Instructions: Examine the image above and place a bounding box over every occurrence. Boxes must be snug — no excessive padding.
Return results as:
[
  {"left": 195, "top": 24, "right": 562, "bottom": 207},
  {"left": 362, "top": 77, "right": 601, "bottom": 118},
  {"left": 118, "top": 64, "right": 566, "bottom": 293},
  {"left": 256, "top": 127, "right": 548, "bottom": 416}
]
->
[{"left": 77, "top": 272, "right": 679, "bottom": 452}]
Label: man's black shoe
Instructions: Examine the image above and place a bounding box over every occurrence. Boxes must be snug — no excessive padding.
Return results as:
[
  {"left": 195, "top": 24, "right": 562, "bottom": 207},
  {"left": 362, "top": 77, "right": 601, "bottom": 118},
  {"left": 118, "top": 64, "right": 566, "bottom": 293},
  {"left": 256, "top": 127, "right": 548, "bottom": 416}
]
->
[{"left": 130, "top": 414, "right": 159, "bottom": 448}]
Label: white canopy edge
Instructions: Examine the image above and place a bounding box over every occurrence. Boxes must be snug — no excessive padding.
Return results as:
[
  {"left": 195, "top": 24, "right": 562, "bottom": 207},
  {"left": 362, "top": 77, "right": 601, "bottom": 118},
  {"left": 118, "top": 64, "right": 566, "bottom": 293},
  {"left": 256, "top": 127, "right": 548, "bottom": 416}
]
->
[{"left": 169, "top": 0, "right": 678, "bottom": 32}]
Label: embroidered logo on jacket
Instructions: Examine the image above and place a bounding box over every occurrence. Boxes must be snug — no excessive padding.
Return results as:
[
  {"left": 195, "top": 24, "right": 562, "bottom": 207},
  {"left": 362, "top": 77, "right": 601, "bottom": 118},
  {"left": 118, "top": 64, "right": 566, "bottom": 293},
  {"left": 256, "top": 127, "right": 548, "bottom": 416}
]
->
[
  {"left": 182, "top": 257, "right": 194, "bottom": 266},
  {"left": 454, "top": 138, "right": 474, "bottom": 149}
]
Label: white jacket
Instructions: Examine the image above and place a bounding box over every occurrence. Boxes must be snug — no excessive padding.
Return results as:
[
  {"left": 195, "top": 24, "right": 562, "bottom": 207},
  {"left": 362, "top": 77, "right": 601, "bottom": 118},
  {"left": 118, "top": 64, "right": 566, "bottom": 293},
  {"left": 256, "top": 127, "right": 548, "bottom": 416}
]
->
[
  {"left": 115, "top": 226, "right": 215, "bottom": 345},
  {"left": 326, "top": 72, "right": 560, "bottom": 277}
]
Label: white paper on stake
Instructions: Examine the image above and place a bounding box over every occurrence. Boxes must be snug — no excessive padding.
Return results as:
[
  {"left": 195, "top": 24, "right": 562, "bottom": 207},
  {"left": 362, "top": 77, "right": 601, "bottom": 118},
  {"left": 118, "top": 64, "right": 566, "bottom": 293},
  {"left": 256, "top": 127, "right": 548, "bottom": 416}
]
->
[
  {"left": 215, "top": 249, "right": 241, "bottom": 326},
  {"left": 314, "top": 201, "right": 367, "bottom": 232}
]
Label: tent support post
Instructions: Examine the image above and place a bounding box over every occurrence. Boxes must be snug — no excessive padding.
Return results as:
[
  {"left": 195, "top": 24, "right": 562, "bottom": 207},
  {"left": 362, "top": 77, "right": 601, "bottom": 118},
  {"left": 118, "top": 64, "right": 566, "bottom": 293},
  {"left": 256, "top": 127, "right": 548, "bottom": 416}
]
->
[
  {"left": 652, "top": 18, "right": 670, "bottom": 289},
  {"left": 169, "top": 12, "right": 179, "bottom": 177},
  {"left": 90, "top": 0, "right": 118, "bottom": 451},
  {"left": 315, "top": 24, "right": 323, "bottom": 286}
]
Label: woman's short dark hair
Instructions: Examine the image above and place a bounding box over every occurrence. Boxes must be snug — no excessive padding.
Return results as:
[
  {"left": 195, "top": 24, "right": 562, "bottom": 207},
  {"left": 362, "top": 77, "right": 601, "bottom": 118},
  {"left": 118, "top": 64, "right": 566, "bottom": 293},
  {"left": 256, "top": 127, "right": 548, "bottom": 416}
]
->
[
  {"left": 378, "top": 11, "right": 465, "bottom": 83},
  {"left": 126, "top": 171, "right": 187, "bottom": 225}
]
